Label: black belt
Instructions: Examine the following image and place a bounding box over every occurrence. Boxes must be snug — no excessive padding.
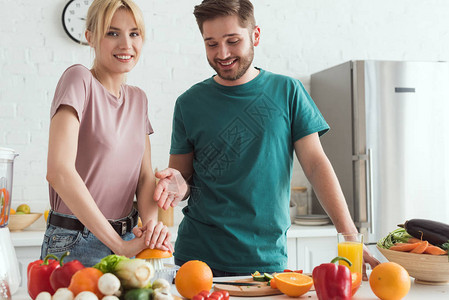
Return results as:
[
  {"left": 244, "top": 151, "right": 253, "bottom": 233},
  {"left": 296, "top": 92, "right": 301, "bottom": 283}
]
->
[{"left": 48, "top": 209, "right": 139, "bottom": 236}]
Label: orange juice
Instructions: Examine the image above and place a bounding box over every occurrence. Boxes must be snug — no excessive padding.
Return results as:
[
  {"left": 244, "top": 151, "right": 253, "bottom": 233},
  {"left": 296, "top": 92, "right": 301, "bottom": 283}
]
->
[{"left": 338, "top": 241, "right": 363, "bottom": 274}]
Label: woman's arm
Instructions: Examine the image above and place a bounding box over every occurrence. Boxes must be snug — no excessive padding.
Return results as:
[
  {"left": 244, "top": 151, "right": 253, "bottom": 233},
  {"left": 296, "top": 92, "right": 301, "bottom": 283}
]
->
[
  {"left": 46, "top": 105, "right": 146, "bottom": 257},
  {"left": 134, "top": 136, "right": 173, "bottom": 252}
]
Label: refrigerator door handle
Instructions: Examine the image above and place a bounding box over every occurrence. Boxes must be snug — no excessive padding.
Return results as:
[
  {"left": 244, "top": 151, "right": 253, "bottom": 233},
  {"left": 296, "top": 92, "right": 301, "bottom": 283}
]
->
[{"left": 366, "top": 148, "right": 374, "bottom": 234}]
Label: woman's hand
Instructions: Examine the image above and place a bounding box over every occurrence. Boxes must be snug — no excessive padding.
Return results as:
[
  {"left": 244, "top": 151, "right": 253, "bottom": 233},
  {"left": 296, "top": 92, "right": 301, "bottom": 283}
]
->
[
  {"left": 362, "top": 245, "right": 380, "bottom": 280},
  {"left": 153, "top": 168, "right": 189, "bottom": 210},
  {"left": 133, "top": 219, "right": 174, "bottom": 253}
]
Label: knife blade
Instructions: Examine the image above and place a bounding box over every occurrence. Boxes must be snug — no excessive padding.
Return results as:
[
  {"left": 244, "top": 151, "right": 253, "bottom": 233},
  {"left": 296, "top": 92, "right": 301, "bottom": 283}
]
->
[{"left": 213, "top": 281, "right": 260, "bottom": 286}]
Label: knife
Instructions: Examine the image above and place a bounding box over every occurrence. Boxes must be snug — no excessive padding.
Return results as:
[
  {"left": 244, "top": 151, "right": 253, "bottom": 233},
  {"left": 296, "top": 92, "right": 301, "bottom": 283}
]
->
[{"left": 213, "top": 281, "right": 260, "bottom": 286}]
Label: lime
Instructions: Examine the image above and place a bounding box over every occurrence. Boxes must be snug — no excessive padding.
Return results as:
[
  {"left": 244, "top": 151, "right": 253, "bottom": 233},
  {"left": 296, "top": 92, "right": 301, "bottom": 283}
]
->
[
  {"left": 16, "top": 204, "right": 31, "bottom": 214},
  {"left": 15, "top": 211, "right": 25, "bottom": 215}
]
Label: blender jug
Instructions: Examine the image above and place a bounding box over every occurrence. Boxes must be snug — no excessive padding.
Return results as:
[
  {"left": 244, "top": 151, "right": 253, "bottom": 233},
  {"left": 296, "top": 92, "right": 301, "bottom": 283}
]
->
[{"left": 0, "top": 147, "right": 21, "bottom": 296}]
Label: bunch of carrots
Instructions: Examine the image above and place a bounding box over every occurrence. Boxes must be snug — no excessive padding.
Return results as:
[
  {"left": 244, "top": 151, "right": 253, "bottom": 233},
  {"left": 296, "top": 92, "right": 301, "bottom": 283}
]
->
[
  {"left": 378, "top": 228, "right": 448, "bottom": 255},
  {"left": 389, "top": 238, "right": 447, "bottom": 255}
]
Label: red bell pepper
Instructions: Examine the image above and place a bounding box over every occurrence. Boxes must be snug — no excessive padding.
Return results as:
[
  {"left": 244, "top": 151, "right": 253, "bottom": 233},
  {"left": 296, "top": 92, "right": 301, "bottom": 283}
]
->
[
  {"left": 27, "top": 254, "right": 59, "bottom": 299},
  {"left": 312, "top": 256, "right": 353, "bottom": 300},
  {"left": 50, "top": 251, "right": 85, "bottom": 290}
]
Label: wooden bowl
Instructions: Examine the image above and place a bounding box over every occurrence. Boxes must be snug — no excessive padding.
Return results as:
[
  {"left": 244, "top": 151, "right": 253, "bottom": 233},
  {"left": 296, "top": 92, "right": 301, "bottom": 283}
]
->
[
  {"left": 377, "top": 246, "right": 449, "bottom": 285},
  {"left": 7, "top": 213, "right": 42, "bottom": 231}
]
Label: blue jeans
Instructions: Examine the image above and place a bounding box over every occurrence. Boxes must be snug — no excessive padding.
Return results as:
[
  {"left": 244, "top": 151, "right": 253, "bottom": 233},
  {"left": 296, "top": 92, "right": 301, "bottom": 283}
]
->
[{"left": 41, "top": 211, "right": 135, "bottom": 267}]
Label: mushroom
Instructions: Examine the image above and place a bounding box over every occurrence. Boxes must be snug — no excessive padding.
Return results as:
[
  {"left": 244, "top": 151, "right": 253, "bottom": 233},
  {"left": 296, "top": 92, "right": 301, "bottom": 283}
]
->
[
  {"left": 35, "top": 292, "right": 52, "bottom": 300},
  {"left": 53, "top": 288, "right": 75, "bottom": 300},
  {"left": 97, "top": 273, "right": 121, "bottom": 296},
  {"left": 74, "top": 291, "right": 99, "bottom": 300}
]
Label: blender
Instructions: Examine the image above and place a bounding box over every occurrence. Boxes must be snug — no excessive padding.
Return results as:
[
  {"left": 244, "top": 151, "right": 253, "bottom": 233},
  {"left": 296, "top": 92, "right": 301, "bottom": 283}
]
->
[{"left": 0, "top": 147, "right": 21, "bottom": 297}]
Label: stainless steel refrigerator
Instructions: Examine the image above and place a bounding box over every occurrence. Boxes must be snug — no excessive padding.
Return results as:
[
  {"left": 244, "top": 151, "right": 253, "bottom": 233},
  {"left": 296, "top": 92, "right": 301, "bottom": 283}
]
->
[{"left": 310, "top": 60, "right": 449, "bottom": 255}]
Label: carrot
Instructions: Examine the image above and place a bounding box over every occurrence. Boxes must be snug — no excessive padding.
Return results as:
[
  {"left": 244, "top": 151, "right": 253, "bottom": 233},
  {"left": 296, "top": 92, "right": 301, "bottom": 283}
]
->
[
  {"left": 424, "top": 245, "right": 448, "bottom": 255},
  {"left": 390, "top": 243, "right": 422, "bottom": 252},
  {"left": 407, "top": 237, "right": 423, "bottom": 243},
  {"left": 410, "top": 241, "right": 429, "bottom": 254}
]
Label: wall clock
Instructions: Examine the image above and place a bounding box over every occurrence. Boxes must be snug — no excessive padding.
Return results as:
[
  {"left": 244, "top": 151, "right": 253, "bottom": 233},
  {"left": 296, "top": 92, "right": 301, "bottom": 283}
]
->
[{"left": 62, "top": 0, "right": 94, "bottom": 45}]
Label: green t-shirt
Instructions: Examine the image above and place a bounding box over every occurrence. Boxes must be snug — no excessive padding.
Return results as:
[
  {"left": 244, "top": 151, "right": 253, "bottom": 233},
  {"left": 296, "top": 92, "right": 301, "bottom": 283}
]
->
[{"left": 170, "top": 69, "right": 329, "bottom": 273}]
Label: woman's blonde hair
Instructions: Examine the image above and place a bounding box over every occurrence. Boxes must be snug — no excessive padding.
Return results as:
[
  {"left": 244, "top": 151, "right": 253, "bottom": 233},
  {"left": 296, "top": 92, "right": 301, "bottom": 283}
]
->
[{"left": 86, "top": 0, "right": 145, "bottom": 49}]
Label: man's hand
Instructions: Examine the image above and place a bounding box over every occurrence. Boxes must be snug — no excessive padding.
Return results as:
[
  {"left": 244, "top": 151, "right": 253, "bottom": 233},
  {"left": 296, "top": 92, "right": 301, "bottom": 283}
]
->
[
  {"left": 362, "top": 245, "right": 380, "bottom": 281},
  {"left": 153, "top": 168, "right": 189, "bottom": 210}
]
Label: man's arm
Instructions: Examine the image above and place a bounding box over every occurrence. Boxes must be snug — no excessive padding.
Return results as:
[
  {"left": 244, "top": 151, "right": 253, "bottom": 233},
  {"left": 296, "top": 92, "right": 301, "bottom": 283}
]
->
[
  {"left": 153, "top": 153, "right": 194, "bottom": 209},
  {"left": 294, "top": 132, "right": 379, "bottom": 279},
  {"left": 294, "top": 132, "right": 357, "bottom": 233}
]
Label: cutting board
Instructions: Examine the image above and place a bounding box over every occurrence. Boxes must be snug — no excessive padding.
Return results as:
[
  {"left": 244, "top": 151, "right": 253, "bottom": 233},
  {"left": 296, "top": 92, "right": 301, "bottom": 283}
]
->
[{"left": 213, "top": 278, "right": 283, "bottom": 297}]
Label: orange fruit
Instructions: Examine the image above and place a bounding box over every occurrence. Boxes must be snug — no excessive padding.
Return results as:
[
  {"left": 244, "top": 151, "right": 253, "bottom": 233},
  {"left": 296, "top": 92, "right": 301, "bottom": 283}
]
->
[
  {"left": 68, "top": 267, "right": 104, "bottom": 298},
  {"left": 10, "top": 208, "right": 15, "bottom": 215},
  {"left": 44, "top": 210, "right": 49, "bottom": 221},
  {"left": 351, "top": 272, "right": 362, "bottom": 296},
  {"left": 136, "top": 248, "right": 172, "bottom": 259},
  {"left": 175, "top": 260, "right": 213, "bottom": 299},
  {"left": 274, "top": 272, "right": 313, "bottom": 297},
  {"left": 369, "top": 262, "right": 410, "bottom": 300}
]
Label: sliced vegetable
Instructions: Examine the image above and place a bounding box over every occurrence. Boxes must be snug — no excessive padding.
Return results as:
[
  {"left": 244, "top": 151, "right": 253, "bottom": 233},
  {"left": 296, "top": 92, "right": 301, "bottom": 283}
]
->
[
  {"left": 424, "top": 245, "right": 448, "bottom": 255},
  {"left": 410, "top": 241, "right": 429, "bottom": 254},
  {"left": 389, "top": 243, "right": 422, "bottom": 252},
  {"left": 252, "top": 275, "right": 266, "bottom": 281},
  {"left": 398, "top": 219, "right": 449, "bottom": 246}
]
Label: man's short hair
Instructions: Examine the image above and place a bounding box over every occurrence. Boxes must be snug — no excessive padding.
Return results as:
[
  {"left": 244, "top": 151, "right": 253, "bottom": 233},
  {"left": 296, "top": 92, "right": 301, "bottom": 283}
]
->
[{"left": 193, "top": 0, "right": 256, "bottom": 33}]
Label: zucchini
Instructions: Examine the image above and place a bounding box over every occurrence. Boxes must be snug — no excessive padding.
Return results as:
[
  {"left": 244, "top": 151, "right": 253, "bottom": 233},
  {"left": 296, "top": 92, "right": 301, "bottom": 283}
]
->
[{"left": 398, "top": 219, "right": 449, "bottom": 246}]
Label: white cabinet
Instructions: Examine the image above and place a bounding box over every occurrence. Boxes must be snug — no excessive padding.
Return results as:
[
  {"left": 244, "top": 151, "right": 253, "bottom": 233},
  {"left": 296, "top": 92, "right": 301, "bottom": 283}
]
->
[
  {"left": 11, "top": 231, "right": 44, "bottom": 289},
  {"left": 286, "top": 225, "right": 337, "bottom": 272}
]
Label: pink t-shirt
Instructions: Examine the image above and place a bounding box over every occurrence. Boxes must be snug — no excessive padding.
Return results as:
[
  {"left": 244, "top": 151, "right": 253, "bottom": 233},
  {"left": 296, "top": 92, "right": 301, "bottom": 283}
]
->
[{"left": 49, "top": 64, "right": 153, "bottom": 219}]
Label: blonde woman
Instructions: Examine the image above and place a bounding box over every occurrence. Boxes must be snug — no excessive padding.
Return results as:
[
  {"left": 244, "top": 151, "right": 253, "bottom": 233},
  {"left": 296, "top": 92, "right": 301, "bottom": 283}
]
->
[{"left": 43, "top": 0, "right": 172, "bottom": 267}]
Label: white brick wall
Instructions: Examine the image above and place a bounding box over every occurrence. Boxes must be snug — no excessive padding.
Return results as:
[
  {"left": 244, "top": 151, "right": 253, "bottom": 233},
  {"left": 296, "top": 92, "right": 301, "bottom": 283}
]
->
[{"left": 1, "top": 0, "right": 449, "bottom": 215}]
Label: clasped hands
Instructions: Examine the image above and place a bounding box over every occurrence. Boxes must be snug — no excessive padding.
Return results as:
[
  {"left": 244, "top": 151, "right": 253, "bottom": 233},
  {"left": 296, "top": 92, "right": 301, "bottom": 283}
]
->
[{"left": 132, "top": 168, "right": 188, "bottom": 254}]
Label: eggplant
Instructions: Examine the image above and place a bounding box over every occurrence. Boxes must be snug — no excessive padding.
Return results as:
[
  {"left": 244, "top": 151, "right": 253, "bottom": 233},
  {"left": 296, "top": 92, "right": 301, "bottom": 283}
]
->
[{"left": 398, "top": 219, "right": 449, "bottom": 246}]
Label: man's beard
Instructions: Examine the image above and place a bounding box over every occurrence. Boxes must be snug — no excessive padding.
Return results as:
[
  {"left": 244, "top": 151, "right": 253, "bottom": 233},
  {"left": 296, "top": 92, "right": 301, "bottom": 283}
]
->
[{"left": 208, "top": 45, "right": 254, "bottom": 82}]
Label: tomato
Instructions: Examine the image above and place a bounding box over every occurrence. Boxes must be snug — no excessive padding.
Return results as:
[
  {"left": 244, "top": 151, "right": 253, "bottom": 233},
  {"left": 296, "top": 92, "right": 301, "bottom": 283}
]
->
[
  {"left": 270, "top": 278, "right": 277, "bottom": 289},
  {"left": 192, "top": 295, "right": 205, "bottom": 300},
  {"left": 198, "top": 290, "right": 210, "bottom": 298},
  {"left": 283, "top": 269, "right": 303, "bottom": 273},
  {"left": 220, "top": 291, "right": 230, "bottom": 300},
  {"left": 208, "top": 291, "right": 223, "bottom": 300}
]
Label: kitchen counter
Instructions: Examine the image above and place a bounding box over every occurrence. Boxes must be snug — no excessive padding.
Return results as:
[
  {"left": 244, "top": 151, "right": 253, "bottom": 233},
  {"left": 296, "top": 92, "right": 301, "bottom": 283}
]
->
[
  {"left": 10, "top": 224, "right": 337, "bottom": 247},
  {"left": 12, "top": 276, "right": 449, "bottom": 299}
]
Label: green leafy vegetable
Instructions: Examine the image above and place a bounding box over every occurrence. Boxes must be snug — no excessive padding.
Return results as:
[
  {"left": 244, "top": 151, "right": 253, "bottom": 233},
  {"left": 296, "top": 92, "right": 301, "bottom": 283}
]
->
[
  {"left": 94, "top": 254, "right": 130, "bottom": 274},
  {"left": 377, "top": 228, "right": 413, "bottom": 249},
  {"left": 441, "top": 242, "right": 449, "bottom": 251}
]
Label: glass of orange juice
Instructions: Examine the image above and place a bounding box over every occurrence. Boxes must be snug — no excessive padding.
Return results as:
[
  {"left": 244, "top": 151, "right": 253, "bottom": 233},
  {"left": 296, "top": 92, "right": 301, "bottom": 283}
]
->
[{"left": 337, "top": 232, "right": 363, "bottom": 275}]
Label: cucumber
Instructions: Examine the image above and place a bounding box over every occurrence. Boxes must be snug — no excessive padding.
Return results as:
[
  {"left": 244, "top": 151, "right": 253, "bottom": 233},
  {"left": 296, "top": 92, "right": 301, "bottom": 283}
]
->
[
  {"left": 398, "top": 219, "right": 449, "bottom": 246},
  {"left": 252, "top": 275, "right": 266, "bottom": 281},
  {"left": 263, "top": 273, "right": 273, "bottom": 281}
]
